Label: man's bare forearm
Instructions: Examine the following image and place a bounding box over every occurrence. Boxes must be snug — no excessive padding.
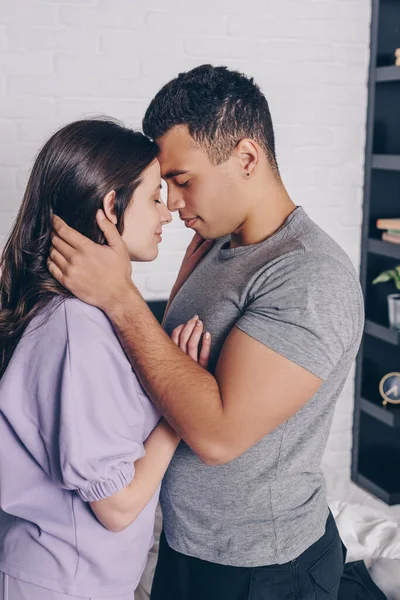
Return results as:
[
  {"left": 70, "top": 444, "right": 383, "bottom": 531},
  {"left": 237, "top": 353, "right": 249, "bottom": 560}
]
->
[{"left": 108, "top": 285, "right": 225, "bottom": 463}]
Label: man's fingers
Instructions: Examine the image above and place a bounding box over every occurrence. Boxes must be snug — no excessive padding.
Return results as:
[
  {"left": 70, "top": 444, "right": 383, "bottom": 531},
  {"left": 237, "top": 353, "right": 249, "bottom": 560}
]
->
[
  {"left": 199, "top": 332, "right": 211, "bottom": 369},
  {"left": 171, "top": 324, "right": 185, "bottom": 346},
  {"left": 47, "top": 257, "right": 65, "bottom": 287},
  {"left": 49, "top": 247, "right": 68, "bottom": 273},
  {"left": 187, "top": 320, "right": 204, "bottom": 362},
  {"left": 96, "top": 210, "right": 125, "bottom": 251},
  {"left": 52, "top": 214, "right": 90, "bottom": 250},
  {"left": 51, "top": 233, "right": 75, "bottom": 263}
]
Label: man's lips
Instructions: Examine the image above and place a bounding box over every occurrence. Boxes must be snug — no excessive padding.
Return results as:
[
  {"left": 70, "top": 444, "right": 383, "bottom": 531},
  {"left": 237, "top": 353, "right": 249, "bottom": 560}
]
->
[{"left": 181, "top": 217, "right": 198, "bottom": 228}]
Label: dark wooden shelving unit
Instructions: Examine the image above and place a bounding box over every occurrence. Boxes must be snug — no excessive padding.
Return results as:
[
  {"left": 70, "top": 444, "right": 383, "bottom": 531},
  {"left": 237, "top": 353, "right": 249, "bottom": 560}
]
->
[
  {"left": 372, "top": 154, "right": 400, "bottom": 170},
  {"left": 375, "top": 65, "right": 400, "bottom": 82},
  {"left": 368, "top": 238, "right": 400, "bottom": 260},
  {"left": 360, "top": 396, "right": 400, "bottom": 427},
  {"left": 352, "top": 0, "right": 400, "bottom": 505},
  {"left": 364, "top": 319, "right": 400, "bottom": 345},
  {"left": 147, "top": 300, "right": 167, "bottom": 324}
]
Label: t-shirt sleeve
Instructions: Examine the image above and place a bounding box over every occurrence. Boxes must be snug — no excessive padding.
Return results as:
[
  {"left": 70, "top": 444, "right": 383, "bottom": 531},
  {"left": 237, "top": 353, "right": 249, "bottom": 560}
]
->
[
  {"left": 235, "top": 253, "right": 362, "bottom": 380},
  {"left": 40, "top": 302, "right": 146, "bottom": 503}
]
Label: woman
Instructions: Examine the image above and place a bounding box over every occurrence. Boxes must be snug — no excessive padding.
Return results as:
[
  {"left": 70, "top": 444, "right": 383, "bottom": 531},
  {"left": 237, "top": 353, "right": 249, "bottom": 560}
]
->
[{"left": 0, "top": 118, "right": 207, "bottom": 600}]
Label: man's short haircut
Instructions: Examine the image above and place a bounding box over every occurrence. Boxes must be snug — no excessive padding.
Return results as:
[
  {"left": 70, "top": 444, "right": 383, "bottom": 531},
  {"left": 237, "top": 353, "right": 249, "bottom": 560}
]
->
[{"left": 143, "top": 64, "right": 279, "bottom": 174}]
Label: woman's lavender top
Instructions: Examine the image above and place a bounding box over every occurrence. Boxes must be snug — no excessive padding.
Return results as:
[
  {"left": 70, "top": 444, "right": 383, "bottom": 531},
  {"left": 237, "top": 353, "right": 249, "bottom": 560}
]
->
[{"left": 0, "top": 297, "right": 161, "bottom": 597}]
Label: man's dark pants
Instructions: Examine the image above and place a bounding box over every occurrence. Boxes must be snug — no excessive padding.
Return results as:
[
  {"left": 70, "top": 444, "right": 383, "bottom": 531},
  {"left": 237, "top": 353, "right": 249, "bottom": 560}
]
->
[{"left": 150, "top": 511, "right": 346, "bottom": 599}]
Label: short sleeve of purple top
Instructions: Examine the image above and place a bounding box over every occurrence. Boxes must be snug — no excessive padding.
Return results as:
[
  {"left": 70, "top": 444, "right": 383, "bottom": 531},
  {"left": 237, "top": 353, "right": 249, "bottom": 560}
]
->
[{"left": 0, "top": 297, "right": 161, "bottom": 598}]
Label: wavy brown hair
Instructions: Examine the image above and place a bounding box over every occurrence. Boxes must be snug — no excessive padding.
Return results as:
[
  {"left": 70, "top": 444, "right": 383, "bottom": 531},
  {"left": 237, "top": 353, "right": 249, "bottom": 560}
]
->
[{"left": 0, "top": 118, "right": 158, "bottom": 378}]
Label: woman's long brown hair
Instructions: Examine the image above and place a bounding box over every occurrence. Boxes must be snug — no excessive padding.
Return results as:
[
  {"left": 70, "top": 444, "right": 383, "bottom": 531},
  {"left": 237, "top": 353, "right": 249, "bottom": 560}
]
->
[{"left": 0, "top": 118, "right": 158, "bottom": 378}]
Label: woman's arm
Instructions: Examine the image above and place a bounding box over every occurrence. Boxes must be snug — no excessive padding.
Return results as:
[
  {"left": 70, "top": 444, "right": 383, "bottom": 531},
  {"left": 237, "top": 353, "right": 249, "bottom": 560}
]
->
[
  {"left": 89, "top": 319, "right": 211, "bottom": 533},
  {"left": 89, "top": 418, "right": 179, "bottom": 533}
]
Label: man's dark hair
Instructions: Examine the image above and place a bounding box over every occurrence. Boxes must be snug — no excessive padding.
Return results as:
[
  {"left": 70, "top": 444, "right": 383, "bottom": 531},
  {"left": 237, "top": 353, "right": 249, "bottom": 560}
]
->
[{"left": 143, "top": 64, "right": 279, "bottom": 174}]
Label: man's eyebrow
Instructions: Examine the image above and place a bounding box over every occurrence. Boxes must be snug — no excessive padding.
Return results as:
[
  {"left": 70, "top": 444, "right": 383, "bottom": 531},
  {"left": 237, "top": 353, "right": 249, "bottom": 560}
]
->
[{"left": 162, "top": 170, "right": 190, "bottom": 180}]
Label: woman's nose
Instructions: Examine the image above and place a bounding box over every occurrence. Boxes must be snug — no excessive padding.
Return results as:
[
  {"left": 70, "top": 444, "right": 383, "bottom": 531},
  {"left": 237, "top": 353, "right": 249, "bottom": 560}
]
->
[{"left": 160, "top": 201, "right": 172, "bottom": 225}]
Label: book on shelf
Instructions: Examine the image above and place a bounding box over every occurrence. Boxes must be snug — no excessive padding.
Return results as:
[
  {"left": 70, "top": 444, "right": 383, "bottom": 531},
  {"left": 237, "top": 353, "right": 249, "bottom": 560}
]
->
[
  {"left": 376, "top": 219, "right": 400, "bottom": 245},
  {"left": 377, "top": 218, "right": 400, "bottom": 230},
  {"left": 382, "top": 232, "right": 400, "bottom": 244}
]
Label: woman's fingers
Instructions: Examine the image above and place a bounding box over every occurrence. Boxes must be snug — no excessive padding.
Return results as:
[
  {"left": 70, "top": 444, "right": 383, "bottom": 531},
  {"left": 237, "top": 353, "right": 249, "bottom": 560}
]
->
[
  {"left": 176, "top": 316, "right": 198, "bottom": 354},
  {"left": 171, "top": 318, "right": 211, "bottom": 368},
  {"left": 199, "top": 332, "right": 211, "bottom": 369},
  {"left": 171, "top": 324, "right": 185, "bottom": 346},
  {"left": 187, "top": 319, "right": 204, "bottom": 362}
]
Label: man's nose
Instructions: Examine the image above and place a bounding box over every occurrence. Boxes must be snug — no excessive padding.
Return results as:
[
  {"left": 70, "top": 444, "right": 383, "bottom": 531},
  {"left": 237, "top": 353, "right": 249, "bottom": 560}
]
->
[{"left": 167, "top": 192, "right": 186, "bottom": 213}]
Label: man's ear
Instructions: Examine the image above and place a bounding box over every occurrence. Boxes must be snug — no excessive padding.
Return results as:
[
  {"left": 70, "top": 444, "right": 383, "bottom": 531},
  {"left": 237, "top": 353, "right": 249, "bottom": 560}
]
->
[
  {"left": 233, "top": 138, "right": 259, "bottom": 178},
  {"left": 102, "top": 190, "right": 117, "bottom": 225}
]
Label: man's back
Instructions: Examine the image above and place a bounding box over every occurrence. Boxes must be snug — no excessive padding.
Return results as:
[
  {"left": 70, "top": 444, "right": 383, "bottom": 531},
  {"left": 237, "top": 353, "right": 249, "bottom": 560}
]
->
[{"left": 162, "top": 205, "right": 364, "bottom": 566}]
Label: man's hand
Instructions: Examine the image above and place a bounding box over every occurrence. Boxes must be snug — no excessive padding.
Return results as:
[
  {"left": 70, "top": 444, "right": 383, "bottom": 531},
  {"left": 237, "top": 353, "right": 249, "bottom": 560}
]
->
[
  {"left": 171, "top": 316, "right": 211, "bottom": 369},
  {"left": 47, "top": 211, "right": 136, "bottom": 312}
]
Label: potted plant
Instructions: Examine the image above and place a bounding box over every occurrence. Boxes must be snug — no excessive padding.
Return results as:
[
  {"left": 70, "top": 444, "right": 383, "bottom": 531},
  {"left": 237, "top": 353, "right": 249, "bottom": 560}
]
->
[{"left": 372, "top": 265, "right": 400, "bottom": 329}]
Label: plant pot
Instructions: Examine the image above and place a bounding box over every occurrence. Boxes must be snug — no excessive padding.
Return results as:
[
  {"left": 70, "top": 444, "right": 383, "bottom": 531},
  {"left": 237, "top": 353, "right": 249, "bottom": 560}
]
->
[{"left": 388, "top": 293, "right": 400, "bottom": 330}]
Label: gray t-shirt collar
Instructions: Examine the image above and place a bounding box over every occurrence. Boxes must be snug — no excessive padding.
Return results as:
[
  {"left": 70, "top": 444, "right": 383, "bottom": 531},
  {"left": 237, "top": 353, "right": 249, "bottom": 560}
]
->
[{"left": 218, "top": 205, "right": 304, "bottom": 260}]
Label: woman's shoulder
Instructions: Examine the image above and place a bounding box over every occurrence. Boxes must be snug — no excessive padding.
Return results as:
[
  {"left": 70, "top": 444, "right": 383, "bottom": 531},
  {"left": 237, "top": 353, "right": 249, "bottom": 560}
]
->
[
  {"left": 57, "top": 297, "right": 114, "bottom": 333},
  {"left": 39, "top": 296, "right": 112, "bottom": 335},
  {"left": 23, "top": 297, "right": 133, "bottom": 377},
  {"left": 24, "top": 297, "right": 117, "bottom": 356}
]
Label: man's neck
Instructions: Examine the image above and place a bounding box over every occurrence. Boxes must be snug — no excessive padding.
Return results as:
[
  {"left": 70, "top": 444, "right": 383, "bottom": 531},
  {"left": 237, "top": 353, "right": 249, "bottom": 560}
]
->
[{"left": 230, "top": 180, "right": 297, "bottom": 249}]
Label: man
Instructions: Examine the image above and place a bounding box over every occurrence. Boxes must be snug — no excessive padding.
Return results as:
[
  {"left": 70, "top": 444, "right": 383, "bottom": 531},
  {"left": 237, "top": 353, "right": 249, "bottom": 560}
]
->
[{"left": 48, "top": 65, "right": 364, "bottom": 599}]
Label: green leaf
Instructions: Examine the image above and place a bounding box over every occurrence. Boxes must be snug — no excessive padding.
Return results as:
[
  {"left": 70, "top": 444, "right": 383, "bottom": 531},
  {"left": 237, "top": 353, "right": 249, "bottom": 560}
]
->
[{"left": 372, "top": 270, "right": 396, "bottom": 284}]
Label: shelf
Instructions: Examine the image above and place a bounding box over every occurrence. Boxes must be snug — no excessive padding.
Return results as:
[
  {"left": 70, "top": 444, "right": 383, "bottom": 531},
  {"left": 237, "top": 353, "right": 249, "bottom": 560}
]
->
[
  {"left": 376, "top": 66, "right": 400, "bottom": 82},
  {"left": 353, "top": 472, "right": 400, "bottom": 505},
  {"left": 364, "top": 319, "right": 400, "bottom": 344},
  {"left": 147, "top": 300, "right": 167, "bottom": 324},
  {"left": 372, "top": 155, "right": 400, "bottom": 170},
  {"left": 368, "top": 238, "right": 400, "bottom": 259},
  {"left": 353, "top": 0, "right": 400, "bottom": 506},
  {"left": 360, "top": 396, "right": 400, "bottom": 427}
]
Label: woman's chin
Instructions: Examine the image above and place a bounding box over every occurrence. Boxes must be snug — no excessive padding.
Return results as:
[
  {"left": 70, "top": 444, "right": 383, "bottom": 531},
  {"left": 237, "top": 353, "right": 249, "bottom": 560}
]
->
[{"left": 130, "top": 246, "right": 159, "bottom": 263}]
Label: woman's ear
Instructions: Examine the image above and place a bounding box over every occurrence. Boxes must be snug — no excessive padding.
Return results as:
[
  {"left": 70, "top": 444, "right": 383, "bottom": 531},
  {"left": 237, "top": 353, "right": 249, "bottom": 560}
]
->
[{"left": 102, "top": 190, "right": 117, "bottom": 225}]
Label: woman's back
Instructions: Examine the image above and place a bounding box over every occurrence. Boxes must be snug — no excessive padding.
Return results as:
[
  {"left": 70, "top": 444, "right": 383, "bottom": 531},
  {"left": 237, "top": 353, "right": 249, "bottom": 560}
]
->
[{"left": 0, "top": 297, "right": 160, "bottom": 597}]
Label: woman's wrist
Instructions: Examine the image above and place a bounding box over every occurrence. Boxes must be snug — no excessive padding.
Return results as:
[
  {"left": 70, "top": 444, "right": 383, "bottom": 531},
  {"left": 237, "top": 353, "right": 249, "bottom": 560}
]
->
[{"left": 156, "top": 418, "right": 181, "bottom": 449}]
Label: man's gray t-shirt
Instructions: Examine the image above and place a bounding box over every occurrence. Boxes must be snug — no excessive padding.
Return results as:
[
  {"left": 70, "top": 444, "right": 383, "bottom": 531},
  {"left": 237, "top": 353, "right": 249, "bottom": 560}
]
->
[{"left": 162, "top": 206, "right": 364, "bottom": 567}]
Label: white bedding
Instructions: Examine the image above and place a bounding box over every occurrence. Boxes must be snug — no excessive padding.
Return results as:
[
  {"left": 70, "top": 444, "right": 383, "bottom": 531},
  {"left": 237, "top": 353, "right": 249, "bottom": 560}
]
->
[{"left": 330, "top": 500, "right": 400, "bottom": 599}]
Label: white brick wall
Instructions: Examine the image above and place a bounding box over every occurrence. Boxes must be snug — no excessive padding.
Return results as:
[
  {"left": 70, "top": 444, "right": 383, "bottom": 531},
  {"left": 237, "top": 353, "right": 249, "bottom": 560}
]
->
[{"left": 0, "top": 0, "right": 371, "bottom": 301}]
